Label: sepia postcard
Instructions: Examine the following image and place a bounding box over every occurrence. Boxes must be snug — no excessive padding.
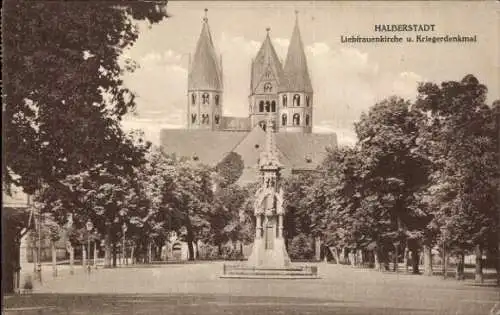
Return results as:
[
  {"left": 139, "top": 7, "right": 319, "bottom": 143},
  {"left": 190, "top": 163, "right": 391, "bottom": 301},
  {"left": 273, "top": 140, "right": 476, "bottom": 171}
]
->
[{"left": 2, "top": 1, "right": 500, "bottom": 314}]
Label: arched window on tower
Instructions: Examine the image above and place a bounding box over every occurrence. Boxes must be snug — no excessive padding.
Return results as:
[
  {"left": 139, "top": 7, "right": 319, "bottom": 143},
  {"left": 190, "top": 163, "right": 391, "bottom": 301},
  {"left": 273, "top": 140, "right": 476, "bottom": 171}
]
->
[
  {"left": 306, "top": 114, "right": 310, "bottom": 126},
  {"left": 191, "top": 93, "right": 196, "bottom": 105},
  {"left": 202, "top": 93, "right": 210, "bottom": 105},
  {"left": 271, "top": 101, "right": 276, "bottom": 112},
  {"left": 265, "top": 101, "right": 271, "bottom": 112},
  {"left": 293, "top": 113, "right": 300, "bottom": 126},
  {"left": 281, "top": 113, "right": 287, "bottom": 126},
  {"left": 264, "top": 82, "right": 272, "bottom": 93},
  {"left": 215, "top": 95, "right": 220, "bottom": 106},
  {"left": 201, "top": 114, "right": 209, "bottom": 124},
  {"left": 293, "top": 94, "right": 301, "bottom": 107},
  {"left": 306, "top": 95, "right": 310, "bottom": 107},
  {"left": 259, "top": 101, "right": 264, "bottom": 112},
  {"left": 282, "top": 94, "right": 287, "bottom": 107},
  {"left": 191, "top": 113, "right": 197, "bottom": 124}
]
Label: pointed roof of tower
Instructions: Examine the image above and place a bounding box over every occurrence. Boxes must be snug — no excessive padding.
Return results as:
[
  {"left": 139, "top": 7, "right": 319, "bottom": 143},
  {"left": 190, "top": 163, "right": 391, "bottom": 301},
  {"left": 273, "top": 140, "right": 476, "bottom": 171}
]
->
[
  {"left": 188, "top": 9, "right": 223, "bottom": 91},
  {"left": 251, "top": 28, "right": 284, "bottom": 93},
  {"left": 279, "top": 12, "right": 313, "bottom": 93}
]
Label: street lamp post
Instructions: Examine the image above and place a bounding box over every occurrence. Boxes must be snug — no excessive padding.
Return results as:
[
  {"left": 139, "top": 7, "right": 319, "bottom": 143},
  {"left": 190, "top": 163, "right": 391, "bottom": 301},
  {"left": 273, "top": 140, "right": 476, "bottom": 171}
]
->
[
  {"left": 37, "top": 209, "right": 42, "bottom": 283},
  {"left": 86, "top": 220, "right": 93, "bottom": 274},
  {"left": 94, "top": 232, "right": 98, "bottom": 269}
]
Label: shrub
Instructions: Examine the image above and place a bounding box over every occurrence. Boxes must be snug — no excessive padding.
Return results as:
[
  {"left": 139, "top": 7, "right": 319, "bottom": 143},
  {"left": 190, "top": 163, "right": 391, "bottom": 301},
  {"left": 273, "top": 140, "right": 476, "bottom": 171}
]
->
[
  {"left": 23, "top": 275, "right": 33, "bottom": 292},
  {"left": 288, "top": 233, "right": 314, "bottom": 260}
]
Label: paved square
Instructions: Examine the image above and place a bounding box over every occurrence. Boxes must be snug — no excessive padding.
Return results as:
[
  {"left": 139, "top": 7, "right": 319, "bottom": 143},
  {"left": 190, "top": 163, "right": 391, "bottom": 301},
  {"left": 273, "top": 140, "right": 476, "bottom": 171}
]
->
[{"left": 4, "top": 263, "right": 499, "bottom": 315}]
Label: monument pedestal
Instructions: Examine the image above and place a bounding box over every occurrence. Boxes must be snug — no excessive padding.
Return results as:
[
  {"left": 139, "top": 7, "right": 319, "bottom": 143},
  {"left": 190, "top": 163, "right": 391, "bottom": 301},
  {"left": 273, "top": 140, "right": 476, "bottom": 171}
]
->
[
  {"left": 220, "top": 115, "right": 318, "bottom": 279},
  {"left": 247, "top": 236, "right": 290, "bottom": 268}
]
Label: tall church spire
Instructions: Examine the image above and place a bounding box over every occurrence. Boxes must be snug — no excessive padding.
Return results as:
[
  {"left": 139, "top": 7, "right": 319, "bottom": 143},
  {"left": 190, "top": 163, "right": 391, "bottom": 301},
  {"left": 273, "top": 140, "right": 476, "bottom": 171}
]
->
[
  {"left": 188, "top": 9, "right": 223, "bottom": 91},
  {"left": 277, "top": 11, "right": 313, "bottom": 133},
  {"left": 187, "top": 9, "right": 223, "bottom": 131},
  {"left": 279, "top": 11, "right": 312, "bottom": 93}
]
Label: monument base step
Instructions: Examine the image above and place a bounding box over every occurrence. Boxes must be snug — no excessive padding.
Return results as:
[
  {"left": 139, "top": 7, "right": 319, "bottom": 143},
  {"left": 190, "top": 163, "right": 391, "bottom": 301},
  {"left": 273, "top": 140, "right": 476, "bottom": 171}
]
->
[
  {"left": 220, "top": 274, "right": 320, "bottom": 279},
  {"left": 221, "top": 264, "right": 319, "bottom": 279}
]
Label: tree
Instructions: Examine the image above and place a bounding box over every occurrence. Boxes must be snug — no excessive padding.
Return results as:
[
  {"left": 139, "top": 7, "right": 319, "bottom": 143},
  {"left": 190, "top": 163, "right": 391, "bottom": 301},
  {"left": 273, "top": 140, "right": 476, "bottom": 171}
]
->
[
  {"left": 207, "top": 183, "right": 256, "bottom": 258},
  {"left": 283, "top": 173, "right": 314, "bottom": 244},
  {"left": 354, "top": 96, "right": 432, "bottom": 272},
  {"left": 284, "top": 171, "right": 332, "bottom": 260},
  {"left": 125, "top": 147, "right": 177, "bottom": 263},
  {"left": 163, "top": 159, "right": 214, "bottom": 260},
  {"left": 415, "top": 75, "right": 499, "bottom": 282},
  {"left": 3, "top": 0, "right": 167, "bottom": 201},
  {"left": 215, "top": 152, "right": 244, "bottom": 188},
  {"left": 33, "top": 136, "right": 161, "bottom": 267},
  {"left": 288, "top": 233, "right": 314, "bottom": 260},
  {"left": 318, "top": 146, "right": 376, "bottom": 265}
]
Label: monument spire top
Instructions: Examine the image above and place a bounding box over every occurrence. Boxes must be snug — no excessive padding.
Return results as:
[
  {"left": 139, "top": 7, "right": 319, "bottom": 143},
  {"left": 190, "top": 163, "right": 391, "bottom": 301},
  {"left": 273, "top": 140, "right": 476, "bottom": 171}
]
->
[
  {"left": 264, "top": 113, "right": 276, "bottom": 157},
  {"left": 203, "top": 8, "right": 208, "bottom": 22}
]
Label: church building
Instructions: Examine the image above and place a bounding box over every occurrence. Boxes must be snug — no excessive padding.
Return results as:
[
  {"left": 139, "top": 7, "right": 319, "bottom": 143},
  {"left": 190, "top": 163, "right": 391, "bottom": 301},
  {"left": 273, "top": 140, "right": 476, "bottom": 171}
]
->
[{"left": 161, "top": 10, "right": 337, "bottom": 183}]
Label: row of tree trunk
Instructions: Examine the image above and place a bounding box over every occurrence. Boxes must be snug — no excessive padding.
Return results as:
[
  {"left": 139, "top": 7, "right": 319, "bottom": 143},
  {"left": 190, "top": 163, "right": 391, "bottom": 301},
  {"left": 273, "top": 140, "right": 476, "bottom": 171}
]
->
[{"left": 328, "top": 244, "right": 487, "bottom": 283}]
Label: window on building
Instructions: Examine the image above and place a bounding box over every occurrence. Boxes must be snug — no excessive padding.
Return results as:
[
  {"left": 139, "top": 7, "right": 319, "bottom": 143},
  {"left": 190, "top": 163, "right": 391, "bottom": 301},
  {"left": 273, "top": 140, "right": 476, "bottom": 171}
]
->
[
  {"left": 265, "top": 101, "right": 270, "bottom": 112},
  {"left": 259, "top": 101, "right": 264, "bottom": 112},
  {"left": 282, "top": 94, "right": 287, "bottom": 107},
  {"left": 215, "top": 115, "right": 220, "bottom": 125},
  {"left": 293, "top": 94, "right": 300, "bottom": 107},
  {"left": 306, "top": 95, "right": 310, "bottom": 107},
  {"left": 306, "top": 114, "right": 310, "bottom": 126},
  {"left": 293, "top": 113, "right": 300, "bottom": 126},
  {"left": 202, "top": 93, "right": 210, "bottom": 105},
  {"left": 281, "top": 113, "right": 287, "bottom": 126},
  {"left": 271, "top": 101, "right": 276, "bottom": 112},
  {"left": 191, "top": 113, "right": 197, "bottom": 124},
  {"left": 215, "top": 95, "right": 220, "bottom": 106},
  {"left": 201, "top": 114, "right": 209, "bottom": 124},
  {"left": 191, "top": 93, "right": 196, "bottom": 105},
  {"left": 264, "top": 82, "right": 272, "bottom": 93}
]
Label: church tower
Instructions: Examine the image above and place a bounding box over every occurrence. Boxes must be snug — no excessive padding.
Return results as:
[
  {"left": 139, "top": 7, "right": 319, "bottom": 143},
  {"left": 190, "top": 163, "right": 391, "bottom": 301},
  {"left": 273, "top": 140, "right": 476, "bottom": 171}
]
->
[
  {"left": 248, "top": 28, "right": 284, "bottom": 131},
  {"left": 278, "top": 12, "right": 313, "bottom": 133},
  {"left": 187, "top": 9, "right": 223, "bottom": 130}
]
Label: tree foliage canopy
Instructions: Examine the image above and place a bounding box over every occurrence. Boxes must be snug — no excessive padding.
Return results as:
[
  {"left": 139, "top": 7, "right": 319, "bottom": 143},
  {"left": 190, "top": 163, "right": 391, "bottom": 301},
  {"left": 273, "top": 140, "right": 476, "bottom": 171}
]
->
[{"left": 3, "top": 0, "right": 167, "bottom": 196}]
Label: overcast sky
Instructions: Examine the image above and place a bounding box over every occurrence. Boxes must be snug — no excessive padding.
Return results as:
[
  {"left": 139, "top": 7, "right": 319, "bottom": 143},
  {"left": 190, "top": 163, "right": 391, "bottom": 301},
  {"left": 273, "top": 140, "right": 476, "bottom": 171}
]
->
[{"left": 121, "top": 1, "right": 499, "bottom": 145}]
